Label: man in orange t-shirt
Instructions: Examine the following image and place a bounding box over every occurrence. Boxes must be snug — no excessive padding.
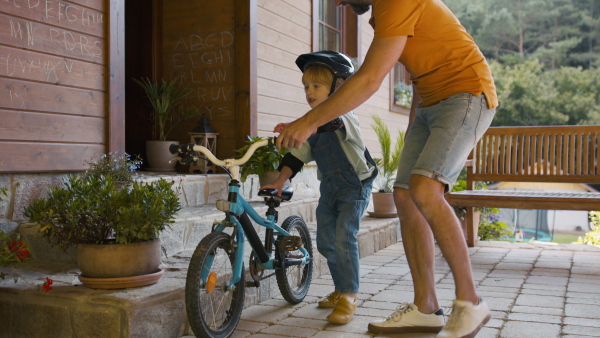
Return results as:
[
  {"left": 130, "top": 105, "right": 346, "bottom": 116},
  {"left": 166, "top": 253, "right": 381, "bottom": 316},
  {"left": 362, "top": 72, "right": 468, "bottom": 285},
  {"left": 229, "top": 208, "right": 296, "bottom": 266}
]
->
[{"left": 276, "top": 1, "right": 496, "bottom": 337}]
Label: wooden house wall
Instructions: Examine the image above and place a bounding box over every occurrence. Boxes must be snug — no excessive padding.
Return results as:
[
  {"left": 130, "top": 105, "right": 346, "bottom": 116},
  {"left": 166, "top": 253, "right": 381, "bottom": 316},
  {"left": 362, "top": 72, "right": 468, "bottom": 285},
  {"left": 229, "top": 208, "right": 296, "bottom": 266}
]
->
[
  {"left": 0, "top": 0, "right": 116, "bottom": 172},
  {"left": 255, "top": 1, "right": 409, "bottom": 158}
]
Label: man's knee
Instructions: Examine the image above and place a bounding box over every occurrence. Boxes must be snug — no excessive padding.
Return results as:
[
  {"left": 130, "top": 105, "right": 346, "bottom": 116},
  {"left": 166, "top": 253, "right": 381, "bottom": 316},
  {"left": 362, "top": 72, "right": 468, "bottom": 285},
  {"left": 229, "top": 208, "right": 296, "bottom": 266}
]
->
[
  {"left": 407, "top": 176, "right": 445, "bottom": 208},
  {"left": 393, "top": 187, "right": 410, "bottom": 205}
]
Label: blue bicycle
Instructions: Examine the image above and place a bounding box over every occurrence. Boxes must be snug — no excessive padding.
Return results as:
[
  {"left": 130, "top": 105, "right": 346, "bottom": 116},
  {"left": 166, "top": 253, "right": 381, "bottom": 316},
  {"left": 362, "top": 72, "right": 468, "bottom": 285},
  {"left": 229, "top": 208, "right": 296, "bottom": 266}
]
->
[{"left": 170, "top": 139, "right": 313, "bottom": 338}]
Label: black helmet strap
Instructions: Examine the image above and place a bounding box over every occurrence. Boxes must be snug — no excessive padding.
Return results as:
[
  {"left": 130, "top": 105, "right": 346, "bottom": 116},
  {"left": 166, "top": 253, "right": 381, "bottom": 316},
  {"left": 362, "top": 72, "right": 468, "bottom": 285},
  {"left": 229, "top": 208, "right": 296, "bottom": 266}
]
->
[{"left": 329, "top": 75, "right": 339, "bottom": 97}]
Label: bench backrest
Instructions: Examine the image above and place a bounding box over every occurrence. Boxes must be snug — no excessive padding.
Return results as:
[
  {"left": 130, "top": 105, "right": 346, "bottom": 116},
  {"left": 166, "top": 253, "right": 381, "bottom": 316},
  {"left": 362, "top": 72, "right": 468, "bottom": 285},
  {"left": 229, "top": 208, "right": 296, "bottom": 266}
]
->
[{"left": 470, "top": 125, "right": 600, "bottom": 184}]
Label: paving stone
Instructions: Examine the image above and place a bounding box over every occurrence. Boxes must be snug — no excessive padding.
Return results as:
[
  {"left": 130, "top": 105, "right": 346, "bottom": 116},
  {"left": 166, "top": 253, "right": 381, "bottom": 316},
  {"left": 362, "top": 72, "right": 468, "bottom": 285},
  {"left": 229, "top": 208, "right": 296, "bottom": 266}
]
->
[
  {"left": 500, "top": 321, "right": 561, "bottom": 338},
  {"left": 259, "top": 324, "right": 318, "bottom": 337},
  {"left": 565, "top": 303, "right": 600, "bottom": 318},
  {"left": 240, "top": 305, "right": 296, "bottom": 323},
  {"left": 506, "top": 312, "right": 562, "bottom": 324},
  {"left": 563, "top": 316, "right": 600, "bottom": 328},
  {"left": 510, "top": 305, "right": 563, "bottom": 316},
  {"left": 324, "top": 314, "right": 379, "bottom": 334},
  {"left": 562, "top": 325, "right": 600, "bottom": 336},
  {"left": 515, "top": 294, "right": 565, "bottom": 308},
  {"left": 277, "top": 317, "right": 328, "bottom": 330},
  {"left": 236, "top": 320, "right": 270, "bottom": 333}
]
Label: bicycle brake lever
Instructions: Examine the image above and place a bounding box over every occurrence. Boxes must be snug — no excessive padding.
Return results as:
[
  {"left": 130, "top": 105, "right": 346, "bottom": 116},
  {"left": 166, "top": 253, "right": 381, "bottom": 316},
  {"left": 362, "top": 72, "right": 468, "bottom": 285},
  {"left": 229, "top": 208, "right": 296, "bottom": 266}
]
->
[{"left": 180, "top": 153, "right": 199, "bottom": 165}]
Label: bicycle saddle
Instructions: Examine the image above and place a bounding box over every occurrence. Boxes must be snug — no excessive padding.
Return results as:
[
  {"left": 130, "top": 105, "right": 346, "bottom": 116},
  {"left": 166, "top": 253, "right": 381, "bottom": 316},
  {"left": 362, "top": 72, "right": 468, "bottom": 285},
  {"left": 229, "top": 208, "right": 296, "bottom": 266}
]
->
[{"left": 258, "top": 186, "right": 294, "bottom": 201}]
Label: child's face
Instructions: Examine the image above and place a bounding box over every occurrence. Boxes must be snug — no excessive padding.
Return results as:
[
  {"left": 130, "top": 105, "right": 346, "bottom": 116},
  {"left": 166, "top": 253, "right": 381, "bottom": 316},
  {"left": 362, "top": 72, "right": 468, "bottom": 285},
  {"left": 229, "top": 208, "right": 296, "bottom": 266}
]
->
[{"left": 303, "top": 80, "right": 331, "bottom": 108}]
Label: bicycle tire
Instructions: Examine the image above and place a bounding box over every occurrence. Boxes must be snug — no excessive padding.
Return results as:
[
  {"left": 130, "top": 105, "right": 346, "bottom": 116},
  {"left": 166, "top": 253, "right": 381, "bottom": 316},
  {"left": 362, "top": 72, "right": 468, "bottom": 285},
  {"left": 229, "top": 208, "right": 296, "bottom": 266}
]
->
[
  {"left": 275, "top": 215, "right": 313, "bottom": 304},
  {"left": 186, "top": 231, "right": 245, "bottom": 338}
]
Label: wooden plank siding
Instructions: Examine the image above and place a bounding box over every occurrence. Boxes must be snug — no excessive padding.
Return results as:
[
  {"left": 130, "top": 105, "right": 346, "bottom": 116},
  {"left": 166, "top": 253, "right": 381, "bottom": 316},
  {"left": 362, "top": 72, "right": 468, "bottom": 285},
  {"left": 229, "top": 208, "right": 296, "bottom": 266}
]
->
[
  {"left": 256, "top": 2, "right": 409, "bottom": 159},
  {"left": 0, "top": 0, "right": 122, "bottom": 172}
]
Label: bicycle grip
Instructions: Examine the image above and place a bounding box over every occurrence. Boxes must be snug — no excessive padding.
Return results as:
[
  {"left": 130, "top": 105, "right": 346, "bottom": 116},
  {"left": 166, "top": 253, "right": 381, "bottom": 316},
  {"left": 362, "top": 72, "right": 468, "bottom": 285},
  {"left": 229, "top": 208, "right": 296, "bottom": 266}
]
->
[{"left": 169, "top": 143, "right": 195, "bottom": 154}]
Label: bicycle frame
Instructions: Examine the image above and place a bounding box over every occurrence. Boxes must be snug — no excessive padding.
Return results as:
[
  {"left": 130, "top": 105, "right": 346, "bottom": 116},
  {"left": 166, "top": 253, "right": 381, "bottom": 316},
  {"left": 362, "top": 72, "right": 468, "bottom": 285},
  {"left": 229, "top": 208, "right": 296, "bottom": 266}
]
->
[{"left": 171, "top": 141, "right": 311, "bottom": 290}]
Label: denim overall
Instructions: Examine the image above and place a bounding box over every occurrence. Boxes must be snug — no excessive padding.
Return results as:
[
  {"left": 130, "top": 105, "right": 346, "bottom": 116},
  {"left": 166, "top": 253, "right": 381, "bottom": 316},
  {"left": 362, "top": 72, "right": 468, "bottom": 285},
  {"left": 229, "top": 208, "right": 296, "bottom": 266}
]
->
[{"left": 308, "top": 131, "right": 378, "bottom": 294}]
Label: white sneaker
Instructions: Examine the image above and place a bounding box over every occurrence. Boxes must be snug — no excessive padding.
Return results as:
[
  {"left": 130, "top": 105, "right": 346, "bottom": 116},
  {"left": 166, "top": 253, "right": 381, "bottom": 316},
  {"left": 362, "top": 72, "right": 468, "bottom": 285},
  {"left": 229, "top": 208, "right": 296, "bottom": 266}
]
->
[
  {"left": 437, "top": 298, "right": 491, "bottom": 338},
  {"left": 368, "top": 303, "right": 445, "bottom": 334}
]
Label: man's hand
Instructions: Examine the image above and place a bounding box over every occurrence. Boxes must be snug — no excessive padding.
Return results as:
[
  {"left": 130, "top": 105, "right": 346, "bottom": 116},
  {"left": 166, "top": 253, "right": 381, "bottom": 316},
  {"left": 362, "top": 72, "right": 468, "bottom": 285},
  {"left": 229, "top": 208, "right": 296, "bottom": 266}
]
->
[
  {"left": 273, "top": 123, "right": 288, "bottom": 133},
  {"left": 275, "top": 118, "right": 316, "bottom": 150}
]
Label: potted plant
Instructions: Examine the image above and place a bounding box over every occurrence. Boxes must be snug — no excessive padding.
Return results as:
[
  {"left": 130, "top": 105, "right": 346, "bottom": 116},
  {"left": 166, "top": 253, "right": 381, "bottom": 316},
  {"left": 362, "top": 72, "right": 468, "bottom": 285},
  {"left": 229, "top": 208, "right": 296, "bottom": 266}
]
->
[
  {"left": 134, "top": 77, "right": 195, "bottom": 172},
  {"left": 23, "top": 152, "right": 181, "bottom": 289},
  {"left": 234, "top": 136, "right": 290, "bottom": 185},
  {"left": 370, "top": 115, "right": 405, "bottom": 217}
]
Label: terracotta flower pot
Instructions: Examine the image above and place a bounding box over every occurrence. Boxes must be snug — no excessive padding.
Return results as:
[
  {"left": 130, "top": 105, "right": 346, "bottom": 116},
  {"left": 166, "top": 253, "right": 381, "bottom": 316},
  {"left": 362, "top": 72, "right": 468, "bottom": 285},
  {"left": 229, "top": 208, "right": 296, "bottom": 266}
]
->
[
  {"left": 146, "top": 140, "right": 178, "bottom": 172},
  {"left": 369, "top": 192, "right": 398, "bottom": 218},
  {"left": 77, "top": 239, "right": 161, "bottom": 278}
]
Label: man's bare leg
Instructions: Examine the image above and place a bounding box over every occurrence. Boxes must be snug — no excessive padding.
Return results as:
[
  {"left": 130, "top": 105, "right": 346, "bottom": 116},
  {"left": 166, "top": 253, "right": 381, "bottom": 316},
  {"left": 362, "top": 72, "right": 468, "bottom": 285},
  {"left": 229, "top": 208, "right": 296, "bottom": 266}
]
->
[
  {"left": 407, "top": 175, "right": 478, "bottom": 304},
  {"left": 394, "top": 187, "right": 440, "bottom": 313}
]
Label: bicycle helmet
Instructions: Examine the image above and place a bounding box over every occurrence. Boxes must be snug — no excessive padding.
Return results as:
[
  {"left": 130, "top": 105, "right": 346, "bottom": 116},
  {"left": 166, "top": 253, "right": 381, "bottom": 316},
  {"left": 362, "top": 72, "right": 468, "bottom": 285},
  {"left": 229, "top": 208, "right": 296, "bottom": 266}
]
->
[{"left": 296, "top": 50, "right": 354, "bottom": 80}]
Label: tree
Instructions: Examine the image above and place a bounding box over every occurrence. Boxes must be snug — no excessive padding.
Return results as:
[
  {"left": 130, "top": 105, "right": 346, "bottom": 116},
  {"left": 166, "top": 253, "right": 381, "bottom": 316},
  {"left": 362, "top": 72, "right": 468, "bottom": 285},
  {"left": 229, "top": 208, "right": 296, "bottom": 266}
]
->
[
  {"left": 490, "top": 60, "right": 600, "bottom": 125},
  {"left": 445, "top": 0, "right": 600, "bottom": 69}
]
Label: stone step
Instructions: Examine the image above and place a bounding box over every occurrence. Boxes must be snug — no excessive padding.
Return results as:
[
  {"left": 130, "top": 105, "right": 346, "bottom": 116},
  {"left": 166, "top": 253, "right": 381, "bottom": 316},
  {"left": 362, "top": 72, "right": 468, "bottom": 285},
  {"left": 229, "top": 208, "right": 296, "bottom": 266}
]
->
[
  {"left": 1, "top": 214, "right": 400, "bottom": 337},
  {"left": 18, "top": 195, "right": 321, "bottom": 265}
]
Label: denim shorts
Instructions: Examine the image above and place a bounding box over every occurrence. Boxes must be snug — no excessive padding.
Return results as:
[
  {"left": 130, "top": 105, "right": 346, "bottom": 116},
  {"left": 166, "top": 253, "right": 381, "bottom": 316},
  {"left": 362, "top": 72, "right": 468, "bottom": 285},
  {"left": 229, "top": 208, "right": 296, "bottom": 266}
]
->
[{"left": 394, "top": 93, "right": 496, "bottom": 192}]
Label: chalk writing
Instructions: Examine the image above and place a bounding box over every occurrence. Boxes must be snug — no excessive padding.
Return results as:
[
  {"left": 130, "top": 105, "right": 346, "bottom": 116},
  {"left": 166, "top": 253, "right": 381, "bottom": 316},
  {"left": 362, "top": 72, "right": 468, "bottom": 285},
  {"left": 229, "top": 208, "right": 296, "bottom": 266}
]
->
[
  {"left": 8, "top": 0, "right": 104, "bottom": 28},
  {"left": 0, "top": 51, "right": 105, "bottom": 86},
  {"left": 49, "top": 28, "right": 102, "bottom": 57},
  {"left": 174, "top": 31, "right": 234, "bottom": 52},
  {"left": 168, "top": 31, "right": 235, "bottom": 119}
]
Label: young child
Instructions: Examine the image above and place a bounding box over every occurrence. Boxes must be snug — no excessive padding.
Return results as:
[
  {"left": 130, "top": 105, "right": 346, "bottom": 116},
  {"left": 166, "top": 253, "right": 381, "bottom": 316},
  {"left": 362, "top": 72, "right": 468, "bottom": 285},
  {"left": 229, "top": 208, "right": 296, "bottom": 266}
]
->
[{"left": 261, "top": 51, "right": 378, "bottom": 325}]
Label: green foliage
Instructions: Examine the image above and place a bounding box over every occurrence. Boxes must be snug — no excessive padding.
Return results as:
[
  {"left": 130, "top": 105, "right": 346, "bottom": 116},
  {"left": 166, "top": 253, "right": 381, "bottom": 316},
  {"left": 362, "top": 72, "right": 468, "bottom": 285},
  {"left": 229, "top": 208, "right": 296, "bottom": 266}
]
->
[
  {"left": 371, "top": 115, "right": 405, "bottom": 193},
  {"left": 478, "top": 208, "right": 512, "bottom": 241},
  {"left": 84, "top": 152, "right": 142, "bottom": 184},
  {"left": 490, "top": 60, "right": 600, "bottom": 126},
  {"left": 23, "top": 153, "right": 181, "bottom": 250},
  {"left": 234, "top": 136, "right": 290, "bottom": 183},
  {"left": 445, "top": 0, "right": 600, "bottom": 69},
  {"left": 0, "top": 187, "right": 6, "bottom": 202},
  {"left": 134, "top": 77, "right": 196, "bottom": 141},
  {"left": 577, "top": 211, "right": 600, "bottom": 245},
  {"left": 24, "top": 175, "right": 181, "bottom": 250}
]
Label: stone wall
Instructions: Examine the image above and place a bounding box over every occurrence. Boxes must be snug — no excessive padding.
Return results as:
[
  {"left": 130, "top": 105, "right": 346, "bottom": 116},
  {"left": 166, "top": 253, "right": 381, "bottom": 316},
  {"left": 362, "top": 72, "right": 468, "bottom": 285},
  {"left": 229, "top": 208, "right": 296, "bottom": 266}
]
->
[{"left": 0, "top": 166, "right": 321, "bottom": 235}]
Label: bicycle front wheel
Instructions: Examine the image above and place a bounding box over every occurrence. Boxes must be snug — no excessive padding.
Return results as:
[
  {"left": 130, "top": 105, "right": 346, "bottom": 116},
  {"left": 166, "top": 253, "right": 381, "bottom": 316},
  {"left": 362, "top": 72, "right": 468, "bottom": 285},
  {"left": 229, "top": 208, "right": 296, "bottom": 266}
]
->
[
  {"left": 275, "top": 215, "right": 313, "bottom": 304},
  {"left": 186, "top": 231, "right": 245, "bottom": 338}
]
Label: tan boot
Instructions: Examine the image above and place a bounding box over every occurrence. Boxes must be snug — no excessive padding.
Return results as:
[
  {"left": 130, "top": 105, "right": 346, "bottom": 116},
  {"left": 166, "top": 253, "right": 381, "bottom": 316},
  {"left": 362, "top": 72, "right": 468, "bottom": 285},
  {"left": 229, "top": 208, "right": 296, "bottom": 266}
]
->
[
  {"left": 318, "top": 290, "right": 341, "bottom": 308},
  {"left": 327, "top": 296, "right": 357, "bottom": 325}
]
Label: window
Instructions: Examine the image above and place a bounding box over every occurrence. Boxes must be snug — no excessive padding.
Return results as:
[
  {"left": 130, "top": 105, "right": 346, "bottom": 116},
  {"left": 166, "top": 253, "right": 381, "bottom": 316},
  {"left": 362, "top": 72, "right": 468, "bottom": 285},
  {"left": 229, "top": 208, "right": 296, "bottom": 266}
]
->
[
  {"left": 313, "top": 0, "right": 359, "bottom": 58},
  {"left": 390, "top": 62, "right": 412, "bottom": 113}
]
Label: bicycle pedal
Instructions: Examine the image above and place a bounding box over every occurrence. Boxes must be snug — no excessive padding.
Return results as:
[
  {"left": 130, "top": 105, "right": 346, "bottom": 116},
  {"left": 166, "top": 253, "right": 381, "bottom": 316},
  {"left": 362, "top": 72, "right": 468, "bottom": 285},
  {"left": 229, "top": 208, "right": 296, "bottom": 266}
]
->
[
  {"left": 278, "top": 236, "right": 303, "bottom": 251},
  {"left": 245, "top": 280, "right": 260, "bottom": 288}
]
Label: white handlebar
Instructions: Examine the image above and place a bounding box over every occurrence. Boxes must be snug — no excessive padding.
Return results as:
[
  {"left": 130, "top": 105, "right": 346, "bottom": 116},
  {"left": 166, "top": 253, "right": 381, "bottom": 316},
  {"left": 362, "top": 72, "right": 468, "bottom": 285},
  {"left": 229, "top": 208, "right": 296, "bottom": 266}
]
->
[{"left": 190, "top": 139, "right": 271, "bottom": 168}]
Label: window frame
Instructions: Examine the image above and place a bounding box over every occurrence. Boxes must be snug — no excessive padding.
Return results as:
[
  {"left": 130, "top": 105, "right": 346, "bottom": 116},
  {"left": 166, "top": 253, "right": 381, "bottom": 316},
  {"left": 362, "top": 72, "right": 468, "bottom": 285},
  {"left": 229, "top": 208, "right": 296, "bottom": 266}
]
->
[
  {"left": 390, "top": 62, "right": 412, "bottom": 114},
  {"left": 312, "top": 0, "right": 360, "bottom": 58}
]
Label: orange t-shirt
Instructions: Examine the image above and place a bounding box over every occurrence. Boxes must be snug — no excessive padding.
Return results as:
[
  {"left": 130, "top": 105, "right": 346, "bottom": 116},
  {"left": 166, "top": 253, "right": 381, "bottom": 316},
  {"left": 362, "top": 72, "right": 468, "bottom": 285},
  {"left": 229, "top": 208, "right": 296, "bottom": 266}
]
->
[{"left": 370, "top": 0, "right": 498, "bottom": 109}]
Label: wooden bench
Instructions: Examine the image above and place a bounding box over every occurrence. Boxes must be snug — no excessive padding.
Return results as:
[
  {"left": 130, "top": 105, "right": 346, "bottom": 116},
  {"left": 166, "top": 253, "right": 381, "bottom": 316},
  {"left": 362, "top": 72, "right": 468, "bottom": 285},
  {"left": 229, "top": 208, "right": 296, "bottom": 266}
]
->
[{"left": 446, "top": 125, "right": 600, "bottom": 247}]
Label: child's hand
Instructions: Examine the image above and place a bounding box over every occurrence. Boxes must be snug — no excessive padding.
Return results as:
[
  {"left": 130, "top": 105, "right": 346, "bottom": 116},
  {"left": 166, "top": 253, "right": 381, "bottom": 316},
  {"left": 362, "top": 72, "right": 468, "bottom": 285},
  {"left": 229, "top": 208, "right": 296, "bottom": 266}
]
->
[
  {"left": 273, "top": 123, "right": 289, "bottom": 133},
  {"left": 259, "top": 182, "right": 284, "bottom": 196}
]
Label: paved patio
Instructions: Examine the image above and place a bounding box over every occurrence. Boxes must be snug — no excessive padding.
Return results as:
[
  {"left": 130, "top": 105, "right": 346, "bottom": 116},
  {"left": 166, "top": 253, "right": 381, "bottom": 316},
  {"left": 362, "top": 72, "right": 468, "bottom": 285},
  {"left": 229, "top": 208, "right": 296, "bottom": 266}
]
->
[{"left": 183, "top": 240, "right": 600, "bottom": 338}]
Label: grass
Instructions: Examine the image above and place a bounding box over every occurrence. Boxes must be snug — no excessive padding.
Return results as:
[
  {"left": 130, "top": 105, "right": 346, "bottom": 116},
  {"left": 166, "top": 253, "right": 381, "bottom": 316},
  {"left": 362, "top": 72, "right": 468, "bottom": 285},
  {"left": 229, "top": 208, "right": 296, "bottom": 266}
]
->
[{"left": 551, "top": 233, "right": 582, "bottom": 244}]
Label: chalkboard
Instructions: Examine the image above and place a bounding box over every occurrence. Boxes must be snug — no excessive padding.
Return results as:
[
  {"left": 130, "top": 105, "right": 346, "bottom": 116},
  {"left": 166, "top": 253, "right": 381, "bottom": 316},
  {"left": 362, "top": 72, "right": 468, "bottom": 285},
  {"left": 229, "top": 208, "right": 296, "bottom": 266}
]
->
[
  {"left": 0, "top": 0, "right": 108, "bottom": 172},
  {"left": 161, "top": 0, "right": 255, "bottom": 159}
]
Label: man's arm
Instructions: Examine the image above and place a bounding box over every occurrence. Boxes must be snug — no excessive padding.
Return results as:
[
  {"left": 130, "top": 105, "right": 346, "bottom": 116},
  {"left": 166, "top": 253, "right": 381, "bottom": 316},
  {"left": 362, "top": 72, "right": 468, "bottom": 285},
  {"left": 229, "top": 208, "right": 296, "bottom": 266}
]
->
[{"left": 276, "top": 35, "right": 408, "bottom": 150}]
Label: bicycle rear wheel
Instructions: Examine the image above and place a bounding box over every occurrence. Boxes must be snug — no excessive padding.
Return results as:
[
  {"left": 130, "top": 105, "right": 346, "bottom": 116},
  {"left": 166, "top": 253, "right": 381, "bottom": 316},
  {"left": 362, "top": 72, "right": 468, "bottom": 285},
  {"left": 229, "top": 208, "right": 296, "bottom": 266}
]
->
[
  {"left": 186, "top": 231, "right": 245, "bottom": 338},
  {"left": 275, "top": 215, "right": 313, "bottom": 304}
]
